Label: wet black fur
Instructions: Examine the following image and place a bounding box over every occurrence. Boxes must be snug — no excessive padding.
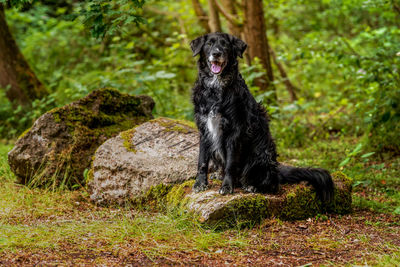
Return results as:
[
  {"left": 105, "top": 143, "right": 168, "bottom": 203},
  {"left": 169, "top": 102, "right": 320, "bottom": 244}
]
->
[{"left": 191, "top": 32, "right": 334, "bottom": 201}]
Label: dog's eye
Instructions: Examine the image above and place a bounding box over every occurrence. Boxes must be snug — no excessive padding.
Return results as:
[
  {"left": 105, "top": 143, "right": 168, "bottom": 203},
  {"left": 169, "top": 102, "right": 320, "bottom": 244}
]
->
[{"left": 220, "top": 40, "right": 227, "bottom": 46}]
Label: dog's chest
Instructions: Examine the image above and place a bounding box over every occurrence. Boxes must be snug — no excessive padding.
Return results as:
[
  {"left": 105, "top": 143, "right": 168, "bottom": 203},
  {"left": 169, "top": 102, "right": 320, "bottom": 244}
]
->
[{"left": 206, "top": 110, "right": 222, "bottom": 142}]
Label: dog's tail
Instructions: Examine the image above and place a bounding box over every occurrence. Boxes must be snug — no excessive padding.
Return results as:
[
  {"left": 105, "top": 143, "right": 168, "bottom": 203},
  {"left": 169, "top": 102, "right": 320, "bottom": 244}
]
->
[{"left": 278, "top": 164, "right": 334, "bottom": 202}]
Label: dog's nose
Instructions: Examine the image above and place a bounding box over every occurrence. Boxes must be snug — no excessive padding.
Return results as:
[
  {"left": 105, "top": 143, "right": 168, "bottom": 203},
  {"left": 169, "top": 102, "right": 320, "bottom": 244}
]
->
[{"left": 212, "top": 51, "right": 222, "bottom": 58}]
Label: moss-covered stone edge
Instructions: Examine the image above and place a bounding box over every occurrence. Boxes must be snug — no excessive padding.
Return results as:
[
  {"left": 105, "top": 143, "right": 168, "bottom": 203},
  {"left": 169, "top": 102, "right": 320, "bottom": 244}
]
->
[
  {"left": 127, "top": 171, "right": 352, "bottom": 228},
  {"left": 117, "top": 117, "right": 197, "bottom": 153},
  {"left": 150, "top": 117, "right": 197, "bottom": 134},
  {"left": 129, "top": 180, "right": 195, "bottom": 211},
  {"left": 120, "top": 129, "right": 137, "bottom": 153},
  {"left": 50, "top": 88, "right": 150, "bottom": 139}
]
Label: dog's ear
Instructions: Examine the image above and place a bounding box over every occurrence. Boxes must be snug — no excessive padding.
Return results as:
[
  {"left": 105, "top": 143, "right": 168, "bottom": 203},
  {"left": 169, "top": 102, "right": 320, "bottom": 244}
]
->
[
  {"left": 190, "top": 35, "right": 206, "bottom": 57},
  {"left": 230, "top": 35, "right": 247, "bottom": 58}
]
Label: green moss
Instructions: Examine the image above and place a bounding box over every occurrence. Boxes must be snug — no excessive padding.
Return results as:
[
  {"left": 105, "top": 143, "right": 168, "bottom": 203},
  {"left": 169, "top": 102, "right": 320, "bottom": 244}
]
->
[
  {"left": 166, "top": 180, "right": 195, "bottom": 208},
  {"left": 49, "top": 88, "right": 150, "bottom": 136},
  {"left": 120, "top": 128, "right": 137, "bottom": 153},
  {"left": 85, "top": 168, "right": 94, "bottom": 184},
  {"left": 145, "top": 183, "right": 173, "bottom": 200},
  {"left": 332, "top": 171, "right": 353, "bottom": 188},
  {"left": 150, "top": 117, "right": 197, "bottom": 134},
  {"left": 279, "top": 172, "right": 353, "bottom": 220},
  {"left": 280, "top": 184, "right": 322, "bottom": 220},
  {"left": 53, "top": 112, "right": 61, "bottom": 123},
  {"left": 326, "top": 171, "right": 353, "bottom": 214},
  {"left": 131, "top": 183, "right": 174, "bottom": 210},
  {"left": 18, "top": 127, "right": 31, "bottom": 139},
  {"left": 327, "top": 188, "right": 352, "bottom": 214},
  {"left": 216, "top": 194, "right": 269, "bottom": 228}
]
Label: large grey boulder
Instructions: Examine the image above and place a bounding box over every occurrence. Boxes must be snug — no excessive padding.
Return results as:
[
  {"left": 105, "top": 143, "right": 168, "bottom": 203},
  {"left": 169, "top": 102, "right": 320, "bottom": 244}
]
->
[
  {"left": 89, "top": 117, "right": 199, "bottom": 204},
  {"left": 8, "top": 88, "right": 154, "bottom": 187}
]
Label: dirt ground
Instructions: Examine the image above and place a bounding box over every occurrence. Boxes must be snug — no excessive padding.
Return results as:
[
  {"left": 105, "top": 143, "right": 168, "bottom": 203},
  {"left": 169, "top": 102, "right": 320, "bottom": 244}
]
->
[{"left": 1, "top": 210, "right": 399, "bottom": 266}]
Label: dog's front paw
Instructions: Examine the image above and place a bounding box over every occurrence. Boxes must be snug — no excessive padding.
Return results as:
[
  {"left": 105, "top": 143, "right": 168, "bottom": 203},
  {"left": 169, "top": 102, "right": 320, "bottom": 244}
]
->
[
  {"left": 219, "top": 185, "right": 233, "bottom": 195},
  {"left": 242, "top": 185, "right": 257, "bottom": 193},
  {"left": 193, "top": 181, "right": 208, "bottom": 193}
]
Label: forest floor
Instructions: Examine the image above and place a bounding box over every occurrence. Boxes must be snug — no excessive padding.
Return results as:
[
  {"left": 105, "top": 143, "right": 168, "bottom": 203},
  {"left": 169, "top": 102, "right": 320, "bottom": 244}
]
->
[{"left": 0, "top": 139, "right": 399, "bottom": 266}]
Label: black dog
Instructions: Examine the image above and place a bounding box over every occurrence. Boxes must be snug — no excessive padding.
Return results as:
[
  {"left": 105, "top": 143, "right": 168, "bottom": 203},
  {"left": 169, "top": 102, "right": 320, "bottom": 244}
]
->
[{"left": 190, "top": 32, "right": 334, "bottom": 201}]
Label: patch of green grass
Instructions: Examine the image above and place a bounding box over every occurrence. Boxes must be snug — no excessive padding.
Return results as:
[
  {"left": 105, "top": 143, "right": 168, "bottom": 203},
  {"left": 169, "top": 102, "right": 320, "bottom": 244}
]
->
[
  {"left": 373, "top": 252, "right": 400, "bottom": 266},
  {"left": 0, "top": 143, "right": 13, "bottom": 182},
  {"left": 0, "top": 208, "right": 248, "bottom": 255}
]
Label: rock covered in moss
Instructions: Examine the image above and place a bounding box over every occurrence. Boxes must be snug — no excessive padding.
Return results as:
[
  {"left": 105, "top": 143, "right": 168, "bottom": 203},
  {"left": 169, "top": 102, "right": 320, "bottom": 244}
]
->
[
  {"left": 161, "top": 171, "right": 352, "bottom": 227},
  {"left": 8, "top": 88, "right": 154, "bottom": 187},
  {"left": 89, "top": 117, "right": 199, "bottom": 204}
]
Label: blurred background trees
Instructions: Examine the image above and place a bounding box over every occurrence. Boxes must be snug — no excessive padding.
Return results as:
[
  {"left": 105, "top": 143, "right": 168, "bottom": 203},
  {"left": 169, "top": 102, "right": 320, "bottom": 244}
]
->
[
  {"left": 0, "top": 0, "right": 399, "bottom": 157},
  {"left": 0, "top": 3, "right": 47, "bottom": 105}
]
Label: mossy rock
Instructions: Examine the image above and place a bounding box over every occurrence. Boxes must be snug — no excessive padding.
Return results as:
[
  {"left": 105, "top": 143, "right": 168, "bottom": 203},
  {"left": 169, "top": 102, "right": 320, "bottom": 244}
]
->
[
  {"left": 136, "top": 171, "right": 352, "bottom": 228},
  {"left": 88, "top": 117, "right": 199, "bottom": 205},
  {"left": 8, "top": 88, "right": 154, "bottom": 187}
]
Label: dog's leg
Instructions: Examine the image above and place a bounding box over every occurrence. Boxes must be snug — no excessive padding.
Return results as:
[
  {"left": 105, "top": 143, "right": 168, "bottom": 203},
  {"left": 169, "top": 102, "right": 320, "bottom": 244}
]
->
[
  {"left": 219, "top": 144, "right": 240, "bottom": 195},
  {"left": 193, "top": 137, "right": 211, "bottom": 192}
]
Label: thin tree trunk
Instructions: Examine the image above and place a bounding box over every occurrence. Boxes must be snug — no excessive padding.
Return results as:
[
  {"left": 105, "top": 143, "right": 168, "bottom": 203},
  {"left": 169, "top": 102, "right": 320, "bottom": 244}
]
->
[
  {"left": 191, "top": 0, "right": 211, "bottom": 33},
  {"left": 243, "top": 0, "right": 276, "bottom": 103},
  {"left": 269, "top": 46, "right": 298, "bottom": 102},
  {"left": 215, "top": 0, "right": 249, "bottom": 62},
  {"left": 217, "top": 0, "right": 242, "bottom": 37},
  {"left": 208, "top": 0, "right": 222, "bottom": 32},
  {"left": 0, "top": 4, "right": 47, "bottom": 106}
]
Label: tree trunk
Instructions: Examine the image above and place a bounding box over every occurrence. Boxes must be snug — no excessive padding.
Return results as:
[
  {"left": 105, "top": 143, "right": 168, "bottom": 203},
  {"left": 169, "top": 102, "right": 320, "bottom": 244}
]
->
[
  {"left": 215, "top": 0, "right": 249, "bottom": 62},
  {"left": 208, "top": 0, "right": 222, "bottom": 32},
  {"left": 0, "top": 4, "right": 47, "bottom": 105},
  {"left": 191, "top": 0, "right": 211, "bottom": 33},
  {"left": 243, "top": 0, "right": 276, "bottom": 103},
  {"left": 219, "top": 0, "right": 242, "bottom": 37}
]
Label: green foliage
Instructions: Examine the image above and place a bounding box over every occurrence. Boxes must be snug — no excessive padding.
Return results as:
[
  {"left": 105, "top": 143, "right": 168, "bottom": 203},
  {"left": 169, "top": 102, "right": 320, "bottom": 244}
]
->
[
  {"left": 1, "top": 0, "right": 400, "bottom": 156},
  {"left": 74, "top": 0, "right": 146, "bottom": 38},
  {"left": 266, "top": 0, "right": 400, "bottom": 154},
  {"left": 0, "top": 0, "right": 32, "bottom": 7},
  {"left": 1, "top": 1, "right": 196, "bottom": 138},
  {"left": 0, "top": 91, "right": 56, "bottom": 138}
]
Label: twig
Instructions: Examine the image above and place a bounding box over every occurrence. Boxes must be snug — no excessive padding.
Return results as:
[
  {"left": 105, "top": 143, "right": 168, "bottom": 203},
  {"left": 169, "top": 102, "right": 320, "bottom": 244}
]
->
[
  {"left": 340, "top": 37, "right": 361, "bottom": 58},
  {"left": 214, "top": 0, "right": 242, "bottom": 27},
  {"left": 269, "top": 46, "right": 298, "bottom": 102},
  {"left": 191, "top": 0, "right": 211, "bottom": 32}
]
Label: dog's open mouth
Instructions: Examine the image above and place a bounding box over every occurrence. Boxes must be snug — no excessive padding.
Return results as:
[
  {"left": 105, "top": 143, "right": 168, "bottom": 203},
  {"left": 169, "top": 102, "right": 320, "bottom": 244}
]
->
[{"left": 210, "top": 61, "right": 225, "bottom": 74}]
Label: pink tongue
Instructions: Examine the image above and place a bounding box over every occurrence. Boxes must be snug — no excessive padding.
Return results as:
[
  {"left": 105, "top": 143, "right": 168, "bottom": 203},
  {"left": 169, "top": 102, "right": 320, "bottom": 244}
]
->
[{"left": 211, "top": 63, "right": 221, "bottom": 74}]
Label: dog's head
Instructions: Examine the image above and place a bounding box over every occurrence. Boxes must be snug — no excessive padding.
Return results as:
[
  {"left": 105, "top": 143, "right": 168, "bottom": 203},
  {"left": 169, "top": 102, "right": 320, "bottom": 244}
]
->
[{"left": 190, "top": 33, "right": 247, "bottom": 75}]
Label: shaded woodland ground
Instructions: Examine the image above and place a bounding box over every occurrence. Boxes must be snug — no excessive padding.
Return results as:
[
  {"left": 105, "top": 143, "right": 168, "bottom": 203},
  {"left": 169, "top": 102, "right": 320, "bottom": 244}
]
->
[
  {"left": 0, "top": 0, "right": 399, "bottom": 265},
  {"left": 1, "top": 139, "right": 399, "bottom": 265}
]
